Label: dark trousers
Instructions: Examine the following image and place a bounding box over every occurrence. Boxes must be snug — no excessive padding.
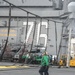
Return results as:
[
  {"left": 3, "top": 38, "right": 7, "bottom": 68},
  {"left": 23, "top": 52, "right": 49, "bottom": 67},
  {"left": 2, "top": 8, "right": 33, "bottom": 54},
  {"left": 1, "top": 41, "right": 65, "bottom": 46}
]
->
[{"left": 39, "top": 66, "right": 49, "bottom": 75}]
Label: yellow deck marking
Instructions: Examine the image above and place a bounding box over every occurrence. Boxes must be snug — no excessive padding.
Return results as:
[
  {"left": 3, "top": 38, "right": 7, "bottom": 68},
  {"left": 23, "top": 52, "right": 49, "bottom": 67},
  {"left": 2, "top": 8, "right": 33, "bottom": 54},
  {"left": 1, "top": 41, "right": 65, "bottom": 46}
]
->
[{"left": 0, "top": 66, "right": 29, "bottom": 69}]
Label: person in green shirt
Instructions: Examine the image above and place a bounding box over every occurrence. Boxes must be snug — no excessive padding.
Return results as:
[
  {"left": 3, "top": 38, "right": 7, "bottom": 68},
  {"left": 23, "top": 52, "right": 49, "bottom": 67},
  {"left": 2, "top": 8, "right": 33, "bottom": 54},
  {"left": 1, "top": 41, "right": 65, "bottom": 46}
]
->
[{"left": 39, "top": 52, "right": 49, "bottom": 75}]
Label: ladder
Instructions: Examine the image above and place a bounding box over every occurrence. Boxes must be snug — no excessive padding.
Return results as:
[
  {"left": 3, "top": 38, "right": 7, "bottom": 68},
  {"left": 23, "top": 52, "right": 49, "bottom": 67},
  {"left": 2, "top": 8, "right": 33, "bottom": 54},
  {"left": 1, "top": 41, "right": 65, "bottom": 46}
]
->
[{"left": 57, "top": 18, "right": 73, "bottom": 67}]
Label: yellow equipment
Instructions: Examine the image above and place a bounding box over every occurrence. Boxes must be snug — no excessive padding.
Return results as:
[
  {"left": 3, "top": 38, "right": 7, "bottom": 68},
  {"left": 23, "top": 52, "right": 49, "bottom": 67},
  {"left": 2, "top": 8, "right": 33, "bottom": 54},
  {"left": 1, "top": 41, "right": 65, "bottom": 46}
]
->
[
  {"left": 58, "top": 54, "right": 67, "bottom": 67},
  {"left": 58, "top": 54, "right": 75, "bottom": 67},
  {"left": 59, "top": 60, "right": 64, "bottom": 66},
  {"left": 70, "top": 59, "right": 75, "bottom": 67}
]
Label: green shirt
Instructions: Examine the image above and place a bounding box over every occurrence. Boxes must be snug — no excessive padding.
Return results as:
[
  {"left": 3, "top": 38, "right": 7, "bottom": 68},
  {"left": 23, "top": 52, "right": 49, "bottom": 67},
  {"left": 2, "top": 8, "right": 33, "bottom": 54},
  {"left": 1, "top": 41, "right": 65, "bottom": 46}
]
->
[{"left": 41, "top": 55, "right": 49, "bottom": 66}]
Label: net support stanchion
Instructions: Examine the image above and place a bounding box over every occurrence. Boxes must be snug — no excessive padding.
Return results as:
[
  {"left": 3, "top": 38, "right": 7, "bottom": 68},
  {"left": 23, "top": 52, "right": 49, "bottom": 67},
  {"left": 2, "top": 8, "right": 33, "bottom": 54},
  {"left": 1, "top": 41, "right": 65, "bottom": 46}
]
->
[{"left": 0, "top": 4, "right": 11, "bottom": 60}]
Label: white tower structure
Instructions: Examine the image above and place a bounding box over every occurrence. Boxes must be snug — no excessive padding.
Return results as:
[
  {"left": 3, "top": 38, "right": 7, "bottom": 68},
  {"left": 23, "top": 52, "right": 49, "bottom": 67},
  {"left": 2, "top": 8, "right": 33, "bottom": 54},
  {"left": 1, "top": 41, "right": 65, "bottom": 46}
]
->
[
  {"left": 58, "top": 1, "right": 75, "bottom": 67},
  {"left": 66, "top": 2, "right": 75, "bottom": 67},
  {"left": 68, "top": 2, "right": 75, "bottom": 57}
]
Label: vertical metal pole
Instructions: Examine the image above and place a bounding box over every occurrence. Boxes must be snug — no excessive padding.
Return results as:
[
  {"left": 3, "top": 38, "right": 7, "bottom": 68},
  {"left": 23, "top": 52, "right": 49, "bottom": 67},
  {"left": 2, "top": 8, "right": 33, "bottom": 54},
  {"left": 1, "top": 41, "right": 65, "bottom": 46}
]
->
[
  {"left": 0, "top": 4, "right": 11, "bottom": 60},
  {"left": 45, "top": 20, "right": 49, "bottom": 51},
  {"left": 38, "top": 18, "right": 42, "bottom": 45},
  {"left": 39, "top": 18, "right": 42, "bottom": 36},
  {"left": 30, "top": 17, "right": 37, "bottom": 51},
  {"left": 21, "top": 13, "right": 29, "bottom": 66},
  {"left": 66, "top": 28, "right": 71, "bottom": 67},
  {"left": 57, "top": 23, "right": 64, "bottom": 61},
  {"left": 54, "top": 22, "right": 57, "bottom": 56},
  {"left": 24, "top": 12, "right": 29, "bottom": 51},
  {"left": 7, "top": 4, "right": 11, "bottom": 38},
  {"left": 17, "top": 17, "right": 19, "bottom": 44}
]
